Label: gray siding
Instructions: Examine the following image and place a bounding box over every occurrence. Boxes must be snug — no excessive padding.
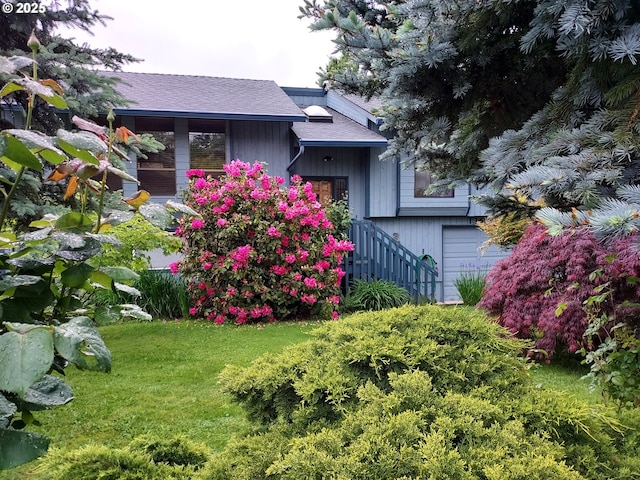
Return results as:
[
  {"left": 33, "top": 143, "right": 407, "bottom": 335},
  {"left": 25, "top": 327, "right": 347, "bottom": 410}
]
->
[
  {"left": 229, "top": 120, "right": 292, "bottom": 179},
  {"left": 287, "top": 94, "right": 327, "bottom": 107},
  {"left": 368, "top": 150, "right": 397, "bottom": 217},
  {"left": 398, "top": 165, "right": 469, "bottom": 212},
  {"left": 467, "top": 184, "right": 494, "bottom": 217},
  {"left": 292, "top": 147, "right": 367, "bottom": 220},
  {"left": 326, "top": 91, "right": 370, "bottom": 127},
  {"left": 369, "top": 216, "right": 480, "bottom": 301}
]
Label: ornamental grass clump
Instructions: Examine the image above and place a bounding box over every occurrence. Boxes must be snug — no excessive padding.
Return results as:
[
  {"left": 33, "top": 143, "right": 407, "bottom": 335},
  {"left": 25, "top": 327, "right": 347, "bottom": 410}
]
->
[
  {"left": 454, "top": 263, "right": 489, "bottom": 305},
  {"left": 173, "top": 160, "right": 353, "bottom": 324}
]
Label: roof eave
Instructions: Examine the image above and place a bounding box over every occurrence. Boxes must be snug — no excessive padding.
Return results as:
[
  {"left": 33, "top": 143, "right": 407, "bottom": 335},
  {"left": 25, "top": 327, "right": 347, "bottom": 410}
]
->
[
  {"left": 297, "top": 139, "right": 388, "bottom": 147},
  {"left": 112, "top": 108, "right": 307, "bottom": 122}
]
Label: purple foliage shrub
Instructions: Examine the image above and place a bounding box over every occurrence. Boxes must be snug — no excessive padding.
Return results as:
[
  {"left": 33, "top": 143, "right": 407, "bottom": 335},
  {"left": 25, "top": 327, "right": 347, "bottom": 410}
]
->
[
  {"left": 478, "top": 223, "right": 640, "bottom": 357},
  {"left": 171, "top": 160, "right": 353, "bottom": 324}
]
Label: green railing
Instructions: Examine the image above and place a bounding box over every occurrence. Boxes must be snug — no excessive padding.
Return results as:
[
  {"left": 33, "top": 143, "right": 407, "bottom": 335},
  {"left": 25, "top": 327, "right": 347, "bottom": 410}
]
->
[{"left": 345, "top": 219, "right": 438, "bottom": 301}]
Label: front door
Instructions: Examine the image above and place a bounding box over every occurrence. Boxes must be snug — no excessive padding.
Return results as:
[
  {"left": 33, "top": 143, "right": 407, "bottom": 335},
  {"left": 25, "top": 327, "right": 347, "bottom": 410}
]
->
[{"left": 309, "top": 180, "right": 333, "bottom": 206}]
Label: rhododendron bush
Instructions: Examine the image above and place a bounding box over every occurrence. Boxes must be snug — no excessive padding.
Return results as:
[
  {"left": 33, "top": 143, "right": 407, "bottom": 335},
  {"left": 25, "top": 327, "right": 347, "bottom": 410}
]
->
[
  {"left": 172, "top": 160, "right": 353, "bottom": 323},
  {"left": 478, "top": 223, "right": 640, "bottom": 357}
]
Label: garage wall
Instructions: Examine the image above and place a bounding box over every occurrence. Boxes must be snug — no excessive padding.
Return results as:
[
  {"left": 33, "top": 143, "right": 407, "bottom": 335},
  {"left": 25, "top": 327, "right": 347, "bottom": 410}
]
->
[{"left": 442, "top": 226, "right": 510, "bottom": 302}]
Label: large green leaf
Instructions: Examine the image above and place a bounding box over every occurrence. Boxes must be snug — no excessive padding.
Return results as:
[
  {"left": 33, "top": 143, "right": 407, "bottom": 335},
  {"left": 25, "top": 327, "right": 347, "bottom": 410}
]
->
[
  {"left": 107, "top": 165, "right": 139, "bottom": 183},
  {"left": 166, "top": 199, "right": 199, "bottom": 216},
  {"left": 56, "top": 139, "right": 99, "bottom": 165},
  {"left": 0, "top": 81, "right": 24, "bottom": 98},
  {"left": 0, "top": 56, "right": 32, "bottom": 76},
  {"left": 99, "top": 266, "right": 140, "bottom": 282},
  {"left": 54, "top": 212, "right": 94, "bottom": 232},
  {"left": 61, "top": 263, "right": 94, "bottom": 288},
  {"left": 17, "top": 375, "right": 74, "bottom": 411},
  {"left": 53, "top": 317, "right": 111, "bottom": 372},
  {"left": 0, "top": 275, "right": 41, "bottom": 291},
  {"left": 139, "top": 203, "right": 172, "bottom": 229},
  {"left": 56, "top": 129, "right": 107, "bottom": 155},
  {"left": 0, "top": 395, "right": 16, "bottom": 427},
  {"left": 0, "top": 429, "right": 49, "bottom": 470},
  {"left": 0, "top": 134, "right": 42, "bottom": 172},
  {"left": 0, "top": 326, "right": 54, "bottom": 396},
  {"left": 12, "top": 281, "right": 55, "bottom": 313},
  {"left": 2, "top": 130, "right": 66, "bottom": 165},
  {"left": 94, "top": 305, "right": 123, "bottom": 326}
]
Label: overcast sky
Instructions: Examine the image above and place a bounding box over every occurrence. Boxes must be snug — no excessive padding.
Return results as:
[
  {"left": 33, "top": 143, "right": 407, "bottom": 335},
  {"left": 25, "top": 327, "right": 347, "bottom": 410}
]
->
[{"left": 57, "top": 0, "right": 337, "bottom": 88}]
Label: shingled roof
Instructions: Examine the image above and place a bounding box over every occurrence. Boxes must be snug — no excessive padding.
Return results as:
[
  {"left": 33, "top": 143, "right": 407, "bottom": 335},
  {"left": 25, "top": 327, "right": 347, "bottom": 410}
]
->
[
  {"left": 102, "top": 71, "right": 306, "bottom": 122},
  {"left": 292, "top": 106, "right": 388, "bottom": 147}
]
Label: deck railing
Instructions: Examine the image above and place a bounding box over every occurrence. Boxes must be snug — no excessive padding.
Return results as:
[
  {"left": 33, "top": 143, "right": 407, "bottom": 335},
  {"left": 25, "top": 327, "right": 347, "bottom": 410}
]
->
[{"left": 344, "top": 219, "right": 438, "bottom": 302}]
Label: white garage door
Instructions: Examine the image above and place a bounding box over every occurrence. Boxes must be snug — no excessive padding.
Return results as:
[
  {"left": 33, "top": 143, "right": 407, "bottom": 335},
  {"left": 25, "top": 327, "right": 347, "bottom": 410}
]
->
[{"left": 442, "top": 226, "right": 510, "bottom": 302}]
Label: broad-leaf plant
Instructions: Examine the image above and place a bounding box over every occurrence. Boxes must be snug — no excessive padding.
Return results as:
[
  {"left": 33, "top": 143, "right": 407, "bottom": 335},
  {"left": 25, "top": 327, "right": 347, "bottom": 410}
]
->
[{"left": 0, "top": 32, "right": 187, "bottom": 469}]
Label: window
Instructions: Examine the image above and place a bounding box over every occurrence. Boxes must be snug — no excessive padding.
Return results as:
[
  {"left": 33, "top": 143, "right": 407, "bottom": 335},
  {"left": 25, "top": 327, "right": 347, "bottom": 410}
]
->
[
  {"left": 136, "top": 117, "right": 176, "bottom": 196},
  {"left": 414, "top": 169, "right": 453, "bottom": 198},
  {"left": 189, "top": 119, "right": 226, "bottom": 177}
]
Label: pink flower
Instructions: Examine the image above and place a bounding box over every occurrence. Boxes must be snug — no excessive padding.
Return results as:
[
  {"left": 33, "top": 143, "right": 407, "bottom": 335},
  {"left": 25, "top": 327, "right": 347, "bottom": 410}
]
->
[
  {"left": 304, "top": 277, "right": 318, "bottom": 288},
  {"left": 230, "top": 245, "right": 253, "bottom": 263},
  {"left": 186, "top": 169, "right": 205, "bottom": 178},
  {"left": 293, "top": 273, "right": 303, "bottom": 281},
  {"left": 268, "top": 226, "right": 281, "bottom": 237},
  {"left": 202, "top": 262, "right": 213, "bottom": 270},
  {"left": 272, "top": 265, "right": 289, "bottom": 275},
  {"left": 169, "top": 262, "right": 180, "bottom": 274},
  {"left": 194, "top": 178, "right": 207, "bottom": 190},
  {"left": 297, "top": 249, "right": 309, "bottom": 262},
  {"left": 191, "top": 219, "right": 205, "bottom": 229},
  {"left": 214, "top": 315, "right": 225, "bottom": 324},
  {"left": 217, "top": 218, "right": 228, "bottom": 227},
  {"left": 332, "top": 310, "right": 339, "bottom": 320},
  {"left": 189, "top": 307, "right": 198, "bottom": 316},
  {"left": 285, "top": 253, "right": 296, "bottom": 264}
]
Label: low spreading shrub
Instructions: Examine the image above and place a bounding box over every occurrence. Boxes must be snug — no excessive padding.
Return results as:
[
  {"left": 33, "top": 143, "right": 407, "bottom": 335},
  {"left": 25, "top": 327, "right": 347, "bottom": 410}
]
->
[
  {"left": 34, "top": 435, "right": 210, "bottom": 479},
  {"left": 173, "top": 160, "right": 353, "bottom": 323},
  {"left": 479, "top": 223, "right": 640, "bottom": 358},
  {"left": 344, "top": 278, "right": 411, "bottom": 311},
  {"left": 200, "top": 305, "right": 639, "bottom": 479}
]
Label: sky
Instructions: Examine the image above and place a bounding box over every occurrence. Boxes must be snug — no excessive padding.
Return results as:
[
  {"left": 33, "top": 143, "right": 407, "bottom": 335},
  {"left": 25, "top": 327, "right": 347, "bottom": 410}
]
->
[{"left": 56, "top": 0, "right": 337, "bottom": 88}]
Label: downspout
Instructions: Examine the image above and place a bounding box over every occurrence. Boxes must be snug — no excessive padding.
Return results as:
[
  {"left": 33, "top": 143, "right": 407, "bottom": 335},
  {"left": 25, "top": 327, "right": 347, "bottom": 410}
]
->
[
  {"left": 395, "top": 160, "right": 401, "bottom": 217},
  {"left": 287, "top": 144, "right": 305, "bottom": 175}
]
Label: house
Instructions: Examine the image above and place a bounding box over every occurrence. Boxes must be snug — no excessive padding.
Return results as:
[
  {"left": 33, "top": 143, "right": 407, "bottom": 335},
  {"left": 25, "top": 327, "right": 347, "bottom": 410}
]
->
[{"left": 98, "top": 72, "right": 509, "bottom": 302}]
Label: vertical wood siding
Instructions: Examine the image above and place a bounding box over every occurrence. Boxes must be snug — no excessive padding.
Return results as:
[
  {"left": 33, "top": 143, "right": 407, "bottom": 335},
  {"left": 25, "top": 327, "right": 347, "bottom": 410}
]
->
[
  {"left": 368, "top": 149, "right": 397, "bottom": 217},
  {"left": 229, "top": 120, "right": 293, "bottom": 179},
  {"left": 368, "top": 216, "right": 480, "bottom": 300},
  {"left": 399, "top": 164, "right": 469, "bottom": 209}
]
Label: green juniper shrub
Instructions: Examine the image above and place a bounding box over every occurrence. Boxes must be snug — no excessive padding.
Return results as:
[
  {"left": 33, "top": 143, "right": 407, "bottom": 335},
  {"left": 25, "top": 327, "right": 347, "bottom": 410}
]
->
[
  {"left": 34, "top": 435, "right": 210, "bottom": 480},
  {"left": 200, "top": 305, "right": 640, "bottom": 480},
  {"left": 127, "top": 434, "right": 210, "bottom": 470},
  {"left": 33, "top": 445, "right": 187, "bottom": 480},
  {"left": 344, "top": 278, "right": 411, "bottom": 312}
]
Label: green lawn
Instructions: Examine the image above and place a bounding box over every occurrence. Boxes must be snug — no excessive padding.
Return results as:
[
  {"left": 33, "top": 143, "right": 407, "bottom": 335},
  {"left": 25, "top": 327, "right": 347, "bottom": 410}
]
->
[
  {"left": 4, "top": 317, "right": 601, "bottom": 479},
  {"left": 6, "top": 320, "right": 319, "bottom": 480}
]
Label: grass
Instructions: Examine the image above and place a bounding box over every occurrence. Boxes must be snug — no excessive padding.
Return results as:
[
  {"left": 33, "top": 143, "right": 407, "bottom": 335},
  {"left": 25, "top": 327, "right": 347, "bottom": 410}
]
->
[
  {"left": 529, "top": 353, "right": 600, "bottom": 404},
  {"left": 5, "top": 319, "right": 319, "bottom": 480},
  {"left": 4, "top": 315, "right": 602, "bottom": 479}
]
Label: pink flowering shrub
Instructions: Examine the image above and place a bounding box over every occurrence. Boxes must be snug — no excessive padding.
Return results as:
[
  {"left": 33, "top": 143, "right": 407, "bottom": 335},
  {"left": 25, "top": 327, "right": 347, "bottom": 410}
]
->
[
  {"left": 172, "top": 160, "right": 353, "bottom": 324},
  {"left": 478, "top": 223, "right": 640, "bottom": 358}
]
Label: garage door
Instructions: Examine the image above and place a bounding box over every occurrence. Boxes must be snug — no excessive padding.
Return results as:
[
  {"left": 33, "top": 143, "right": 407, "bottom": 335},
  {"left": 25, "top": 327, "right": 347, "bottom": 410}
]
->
[{"left": 442, "top": 227, "right": 510, "bottom": 302}]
